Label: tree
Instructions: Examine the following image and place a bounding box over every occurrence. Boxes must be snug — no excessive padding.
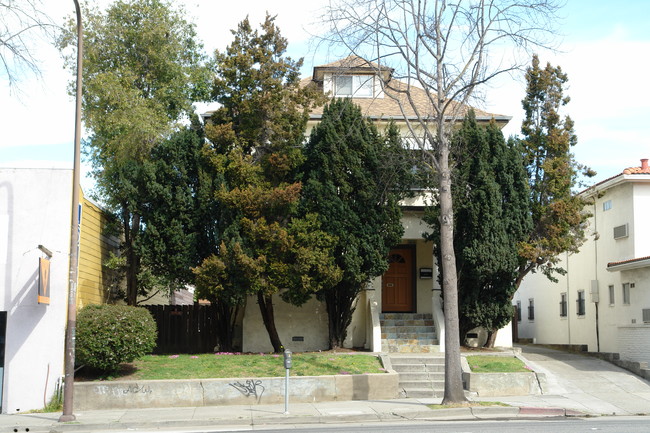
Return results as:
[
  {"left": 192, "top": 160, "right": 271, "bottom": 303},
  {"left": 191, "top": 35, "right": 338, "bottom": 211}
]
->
[
  {"left": 301, "top": 98, "right": 414, "bottom": 349},
  {"left": 137, "top": 117, "right": 219, "bottom": 293},
  {"left": 195, "top": 15, "right": 340, "bottom": 353},
  {"left": 58, "top": 0, "right": 212, "bottom": 305},
  {"left": 1, "top": 0, "right": 55, "bottom": 92},
  {"left": 427, "top": 112, "right": 531, "bottom": 348},
  {"left": 516, "top": 55, "right": 595, "bottom": 287},
  {"left": 322, "top": 0, "right": 560, "bottom": 403}
]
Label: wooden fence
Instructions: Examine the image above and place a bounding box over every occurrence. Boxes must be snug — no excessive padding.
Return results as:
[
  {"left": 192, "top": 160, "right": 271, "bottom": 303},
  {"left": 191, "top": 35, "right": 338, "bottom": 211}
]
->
[{"left": 144, "top": 304, "right": 219, "bottom": 354}]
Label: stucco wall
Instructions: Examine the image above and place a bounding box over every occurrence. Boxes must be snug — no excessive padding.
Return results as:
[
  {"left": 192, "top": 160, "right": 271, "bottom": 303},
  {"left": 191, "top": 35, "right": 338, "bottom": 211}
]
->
[
  {"left": 513, "top": 176, "right": 650, "bottom": 358},
  {"left": 0, "top": 168, "right": 71, "bottom": 413},
  {"left": 242, "top": 295, "right": 329, "bottom": 353}
]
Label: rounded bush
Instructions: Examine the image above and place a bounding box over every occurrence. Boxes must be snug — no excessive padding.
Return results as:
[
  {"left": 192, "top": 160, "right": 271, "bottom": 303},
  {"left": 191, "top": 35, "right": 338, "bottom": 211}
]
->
[{"left": 76, "top": 304, "right": 157, "bottom": 372}]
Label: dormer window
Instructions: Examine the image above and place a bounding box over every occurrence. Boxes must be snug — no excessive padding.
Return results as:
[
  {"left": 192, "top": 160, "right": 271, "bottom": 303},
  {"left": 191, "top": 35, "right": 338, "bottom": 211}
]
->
[{"left": 334, "top": 75, "right": 374, "bottom": 98}]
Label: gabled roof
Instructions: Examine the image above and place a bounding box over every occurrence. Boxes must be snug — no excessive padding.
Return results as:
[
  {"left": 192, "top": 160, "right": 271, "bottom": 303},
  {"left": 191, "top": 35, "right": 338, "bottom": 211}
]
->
[{"left": 303, "top": 56, "right": 510, "bottom": 125}]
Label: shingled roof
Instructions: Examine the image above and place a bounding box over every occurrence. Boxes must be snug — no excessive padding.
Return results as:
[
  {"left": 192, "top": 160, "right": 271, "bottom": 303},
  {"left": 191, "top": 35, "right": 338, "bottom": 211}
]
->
[{"left": 302, "top": 56, "right": 510, "bottom": 124}]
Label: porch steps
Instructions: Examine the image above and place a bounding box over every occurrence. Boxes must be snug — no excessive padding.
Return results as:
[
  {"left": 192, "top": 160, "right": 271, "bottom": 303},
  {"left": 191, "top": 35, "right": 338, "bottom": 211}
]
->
[
  {"left": 389, "top": 354, "right": 445, "bottom": 398},
  {"left": 380, "top": 313, "right": 439, "bottom": 353}
]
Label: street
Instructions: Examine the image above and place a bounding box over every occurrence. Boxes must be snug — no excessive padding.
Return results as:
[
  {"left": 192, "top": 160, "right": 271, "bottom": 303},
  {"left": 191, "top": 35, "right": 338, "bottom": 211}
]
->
[{"left": 76, "top": 417, "right": 650, "bottom": 433}]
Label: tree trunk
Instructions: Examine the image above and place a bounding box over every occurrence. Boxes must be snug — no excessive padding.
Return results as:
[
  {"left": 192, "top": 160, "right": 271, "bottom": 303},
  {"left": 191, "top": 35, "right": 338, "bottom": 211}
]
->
[
  {"left": 325, "top": 286, "right": 355, "bottom": 350},
  {"left": 123, "top": 210, "right": 140, "bottom": 306},
  {"left": 214, "top": 300, "right": 237, "bottom": 352},
  {"left": 484, "top": 330, "right": 498, "bottom": 348},
  {"left": 438, "top": 138, "right": 468, "bottom": 404},
  {"left": 257, "top": 292, "right": 283, "bottom": 353}
]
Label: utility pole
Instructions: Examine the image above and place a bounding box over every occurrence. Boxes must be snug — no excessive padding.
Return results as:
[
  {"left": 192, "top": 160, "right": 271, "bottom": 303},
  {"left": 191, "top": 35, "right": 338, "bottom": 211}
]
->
[{"left": 59, "top": 0, "right": 82, "bottom": 422}]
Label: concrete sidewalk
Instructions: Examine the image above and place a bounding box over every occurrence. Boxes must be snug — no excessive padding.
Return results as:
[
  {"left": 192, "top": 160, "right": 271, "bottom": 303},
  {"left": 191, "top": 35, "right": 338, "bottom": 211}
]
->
[
  {"left": 473, "top": 344, "right": 650, "bottom": 416},
  {"left": 1, "top": 398, "right": 580, "bottom": 433}
]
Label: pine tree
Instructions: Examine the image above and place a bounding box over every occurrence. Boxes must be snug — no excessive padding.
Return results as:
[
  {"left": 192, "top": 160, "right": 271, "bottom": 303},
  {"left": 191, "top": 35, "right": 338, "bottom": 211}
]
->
[
  {"left": 301, "top": 98, "right": 414, "bottom": 349},
  {"left": 427, "top": 112, "right": 531, "bottom": 347},
  {"left": 193, "top": 15, "right": 339, "bottom": 353},
  {"left": 516, "top": 55, "right": 595, "bottom": 286}
]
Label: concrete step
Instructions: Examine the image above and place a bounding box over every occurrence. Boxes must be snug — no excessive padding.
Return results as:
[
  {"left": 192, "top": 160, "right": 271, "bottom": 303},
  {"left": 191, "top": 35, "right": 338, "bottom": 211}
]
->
[
  {"left": 397, "top": 371, "right": 445, "bottom": 381},
  {"left": 401, "top": 387, "right": 444, "bottom": 398},
  {"left": 380, "top": 313, "right": 433, "bottom": 320},
  {"left": 381, "top": 344, "right": 441, "bottom": 353},
  {"left": 399, "top": 380, "right": 445, "bottom": 389}
]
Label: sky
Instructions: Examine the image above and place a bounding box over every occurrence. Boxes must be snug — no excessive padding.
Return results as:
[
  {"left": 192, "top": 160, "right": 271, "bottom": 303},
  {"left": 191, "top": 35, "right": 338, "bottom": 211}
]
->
[{"left": 2, "top": 0, "right": 649, "bottom": 191}]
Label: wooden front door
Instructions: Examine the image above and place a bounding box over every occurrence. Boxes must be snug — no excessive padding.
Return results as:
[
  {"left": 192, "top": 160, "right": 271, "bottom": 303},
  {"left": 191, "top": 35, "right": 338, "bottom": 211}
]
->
[{"left": 382, "top": 247, "right": 414, "bottom": 312}]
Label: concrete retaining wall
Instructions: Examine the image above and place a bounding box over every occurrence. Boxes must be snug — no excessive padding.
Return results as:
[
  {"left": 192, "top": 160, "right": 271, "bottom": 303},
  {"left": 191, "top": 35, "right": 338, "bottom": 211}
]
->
[
  {"left": 74, "top": 373, "right": 399, "bottom": 411},
  {"left": 462, "top": 371, "right": 542, "bottom": 397}
]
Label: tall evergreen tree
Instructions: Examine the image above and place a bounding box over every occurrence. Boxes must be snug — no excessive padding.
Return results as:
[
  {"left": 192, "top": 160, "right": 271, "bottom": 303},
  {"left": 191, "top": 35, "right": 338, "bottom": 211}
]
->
[
  {"left": 427, "top": 112, "right": 531, "bottom": 347},
  {"left": 193, "top": 15, "right": 339, "bottom": 353},
  {"left": 516, "top": 55, "right": 595, "bottom": 286},
  {"left": 58, "top": 0, "right": 212, "bottom": 305},
  {"left": 301, "top": 98, "right": 414, "bottom": 349}
]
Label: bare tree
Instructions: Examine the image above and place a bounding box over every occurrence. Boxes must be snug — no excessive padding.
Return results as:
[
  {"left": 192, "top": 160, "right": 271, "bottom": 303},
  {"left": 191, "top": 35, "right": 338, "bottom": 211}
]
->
[
  {"left": 321, "top": 0, "right": 560, "bottom": 403},
  {"left": 1, "top": 0, "right": 55, "bottom": 92}
]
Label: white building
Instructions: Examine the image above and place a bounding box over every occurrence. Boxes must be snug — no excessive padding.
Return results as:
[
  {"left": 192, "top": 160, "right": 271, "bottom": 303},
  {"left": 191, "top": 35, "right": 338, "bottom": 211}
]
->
[
  {"left": 514, "top": 158, "right": 650, "bottom": 364},
  {"left": 0, "top": 168, "right": 72, "bottom": 413}
]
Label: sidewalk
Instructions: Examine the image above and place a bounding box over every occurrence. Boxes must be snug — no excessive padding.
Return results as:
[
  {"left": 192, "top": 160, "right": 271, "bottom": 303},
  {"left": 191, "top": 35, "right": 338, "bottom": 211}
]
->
[
  {"left": 473, "top": 344, "right": 650, "bottom": 416},
  {"left": 1, "top": 398, "right": 580, "bottom": 433}
]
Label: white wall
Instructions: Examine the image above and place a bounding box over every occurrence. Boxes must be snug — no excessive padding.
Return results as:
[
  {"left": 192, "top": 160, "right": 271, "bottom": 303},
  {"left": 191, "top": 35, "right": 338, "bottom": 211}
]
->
[
  {"left": 513, "top": 176, "right": 650, "bottom": 363},
  {"left": 242, "top": 295, "right": 329, "bottom": 353},
  {"left": 0, "top": 168, "right": 71, "bottom": 413}
]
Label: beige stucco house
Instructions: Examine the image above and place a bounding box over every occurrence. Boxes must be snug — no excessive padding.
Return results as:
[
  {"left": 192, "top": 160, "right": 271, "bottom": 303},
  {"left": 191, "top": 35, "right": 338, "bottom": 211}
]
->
[
  {"left": 513, "top": 158, "right": 650, "bottom": 365},
  {"left": 241, "top": 57, "right": 514, "bottom": 353}
]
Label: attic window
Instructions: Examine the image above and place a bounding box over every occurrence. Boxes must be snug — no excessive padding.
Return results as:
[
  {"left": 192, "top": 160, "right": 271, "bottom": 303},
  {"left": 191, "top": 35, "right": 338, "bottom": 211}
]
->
[{"left": 334, "top": 75, "right": 374, "bottom": 98}]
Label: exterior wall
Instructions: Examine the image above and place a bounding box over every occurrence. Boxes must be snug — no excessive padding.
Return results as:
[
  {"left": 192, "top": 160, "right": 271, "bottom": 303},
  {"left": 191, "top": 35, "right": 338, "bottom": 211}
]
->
[
  {"left": 242, "top": 295, "right": 329, "bottom": 353},
  {"left": 77, "top": 193, "right": 120, "bottom": 308},
  {"left": 632, "top": 182, "right": 650, "bottom": 258},
  {"left": 513, "top": 176, "right": 650, "bottom": 363},
  {"left": 0, "top": 168, "right": 71, "bottom": 413}
]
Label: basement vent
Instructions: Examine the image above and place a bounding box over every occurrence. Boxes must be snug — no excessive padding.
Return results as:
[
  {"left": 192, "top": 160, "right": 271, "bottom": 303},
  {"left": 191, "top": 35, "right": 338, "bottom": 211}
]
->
[
  {"left": 643, "top": 309, "right": 650, "bottom": 324},
  {"left": 613, "top": 224, "right": 629, "bottom": 240}
]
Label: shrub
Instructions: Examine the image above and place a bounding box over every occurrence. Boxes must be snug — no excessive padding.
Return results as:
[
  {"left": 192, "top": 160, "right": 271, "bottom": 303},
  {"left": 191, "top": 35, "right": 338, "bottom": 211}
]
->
[{"left": 76, "top": 304, "right": 157, "bottom": 372}]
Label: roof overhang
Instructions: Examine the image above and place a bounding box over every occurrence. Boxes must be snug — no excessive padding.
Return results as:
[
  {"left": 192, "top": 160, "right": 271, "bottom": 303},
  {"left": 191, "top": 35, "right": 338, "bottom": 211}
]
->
[{"left": 607, "top": 256, "right": 650, "bottom": 272}]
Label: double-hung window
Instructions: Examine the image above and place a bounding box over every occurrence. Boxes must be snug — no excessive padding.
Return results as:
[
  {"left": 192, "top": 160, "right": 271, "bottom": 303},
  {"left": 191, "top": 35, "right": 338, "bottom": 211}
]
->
[
  {"left": 576, "top": 290, "right": 586, "bottom": 316},
  {"left": 622, "top": 283, "right": 630, "bottom": 305},
  {"left": 334, "top": 75, "right": 374, "bottom": 98},
  {"left": 560, "top": 293, "right": 567, "bottom": 317}
]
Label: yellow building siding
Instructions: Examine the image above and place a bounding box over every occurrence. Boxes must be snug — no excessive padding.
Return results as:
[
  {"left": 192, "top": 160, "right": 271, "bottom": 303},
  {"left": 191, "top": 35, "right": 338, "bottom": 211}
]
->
[{"left": 77, "top": 191, "right": 120, "bottom": 308}]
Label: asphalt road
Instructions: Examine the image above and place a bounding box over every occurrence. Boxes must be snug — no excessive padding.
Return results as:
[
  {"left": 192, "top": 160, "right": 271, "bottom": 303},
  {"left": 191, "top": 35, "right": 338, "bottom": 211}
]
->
[{"left": 83, "top": 417, "right": 650, "bottom": 433}]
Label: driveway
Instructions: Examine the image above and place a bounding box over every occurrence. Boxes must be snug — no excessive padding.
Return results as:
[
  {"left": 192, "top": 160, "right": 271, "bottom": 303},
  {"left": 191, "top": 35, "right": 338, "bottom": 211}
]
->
[{"left": 475, "top": 344, "right": 650, "bottom": 415}]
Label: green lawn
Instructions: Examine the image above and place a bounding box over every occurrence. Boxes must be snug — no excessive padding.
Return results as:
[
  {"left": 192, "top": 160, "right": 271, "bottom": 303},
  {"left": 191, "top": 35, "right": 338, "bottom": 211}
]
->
[
  {"left": 85, "top": 352, "right": 387, "bottom": 381},
  {"left": 466, "top": 355, "right": 532, "bottom": 373}
]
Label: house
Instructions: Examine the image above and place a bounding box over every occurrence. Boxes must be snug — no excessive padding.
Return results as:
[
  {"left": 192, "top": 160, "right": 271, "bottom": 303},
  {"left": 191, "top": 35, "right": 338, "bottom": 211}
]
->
[
  {"left": 513, "top": 159, "right": 650, "bottom": 365},
  {"left": 0, "top": 168, "right": 118, "bottom": 413},
  {"left": 239, "top": 57, "right": 514, "bottom": 353}
]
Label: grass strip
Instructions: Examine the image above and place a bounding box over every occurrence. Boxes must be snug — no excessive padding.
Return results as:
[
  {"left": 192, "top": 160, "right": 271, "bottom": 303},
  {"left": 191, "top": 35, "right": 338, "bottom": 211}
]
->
[
  {"left": 91, "top": 352, "right": 386, "bottom": 381},
  {"left": 466, "top": 355, "right": 532, "bottom": 373}
]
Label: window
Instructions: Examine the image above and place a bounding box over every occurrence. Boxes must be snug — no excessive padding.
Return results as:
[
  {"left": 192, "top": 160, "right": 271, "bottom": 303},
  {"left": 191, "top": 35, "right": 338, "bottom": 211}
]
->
[
  {"left": 603, "top": 200, "right": 612, "bottom": 211},
  {"left": 643, "top": 309, "right": 650, "bottom": 323},
  {"left": 560, "top": 293, "right": 567, "bottom": 317},
  {"left": 528, "top": 299, "right": 535, "bottom": 321},
  {"left": 334, "top": 75, "right": 374, "bottom": 98},
  {"left": 576, "top": 290, "right": 586, "bottom": 316},
  {"left": 608, "top": 285, "right": 615, "bottom": 305},
  {"left": 516, "top": 301, "right": 522, "bottom": 322},
  {"left": 622, "top": 283, "right": 630, "bottom": 305}
]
